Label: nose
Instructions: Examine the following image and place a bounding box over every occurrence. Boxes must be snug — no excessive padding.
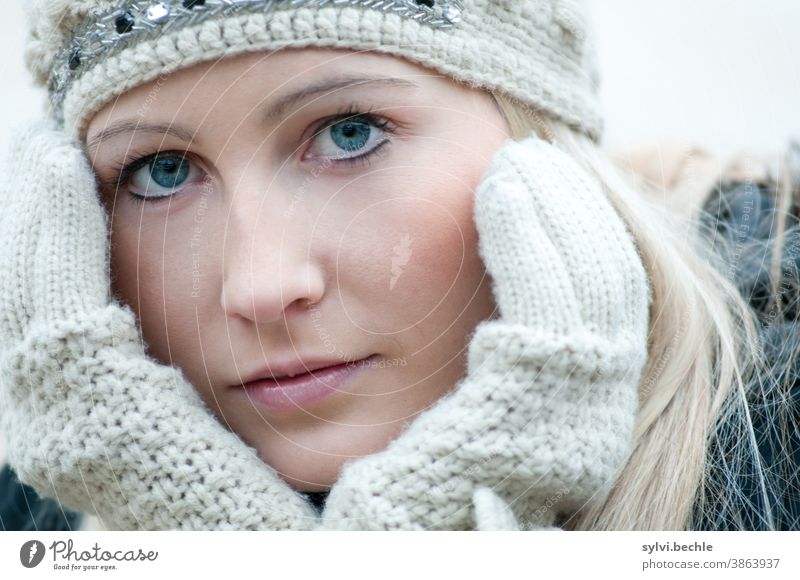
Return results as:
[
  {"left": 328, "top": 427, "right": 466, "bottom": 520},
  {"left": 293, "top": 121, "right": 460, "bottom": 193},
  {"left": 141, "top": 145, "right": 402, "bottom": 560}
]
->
[{"left": 220, "top": 187, "right": 325, "bottom": 324}]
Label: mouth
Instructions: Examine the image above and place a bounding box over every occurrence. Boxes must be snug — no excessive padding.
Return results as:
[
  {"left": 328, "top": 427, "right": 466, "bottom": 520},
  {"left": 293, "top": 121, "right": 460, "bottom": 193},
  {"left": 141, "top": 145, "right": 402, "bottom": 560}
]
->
[{"left": 236, "top": 355, "right": 378, "bottom": 412}]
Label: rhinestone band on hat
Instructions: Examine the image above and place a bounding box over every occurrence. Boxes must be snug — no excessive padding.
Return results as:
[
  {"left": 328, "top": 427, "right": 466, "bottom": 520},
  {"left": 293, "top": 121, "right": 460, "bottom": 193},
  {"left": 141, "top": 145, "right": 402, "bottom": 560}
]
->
[{"left": 48, "top": 0, "right": 465, "bottom": 120}]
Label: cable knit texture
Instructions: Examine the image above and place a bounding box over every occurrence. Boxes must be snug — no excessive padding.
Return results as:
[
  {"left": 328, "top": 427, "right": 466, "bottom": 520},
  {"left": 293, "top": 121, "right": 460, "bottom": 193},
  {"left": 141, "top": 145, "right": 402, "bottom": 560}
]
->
[
  {"left": 0, "top": 120, "right": 650, "bottom": 530},
  {"left": 23, "top": 0, "right": 604, "bottom": 142}
]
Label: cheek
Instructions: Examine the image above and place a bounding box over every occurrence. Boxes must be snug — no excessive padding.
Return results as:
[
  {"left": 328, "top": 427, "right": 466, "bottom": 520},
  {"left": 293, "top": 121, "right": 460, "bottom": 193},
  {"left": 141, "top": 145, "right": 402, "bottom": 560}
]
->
[
  {"left": 324, "top": 160, "right": 487, "bottom": 331},
  {"left": 109, "top": 211, "right": 212, "bottom": 365}
]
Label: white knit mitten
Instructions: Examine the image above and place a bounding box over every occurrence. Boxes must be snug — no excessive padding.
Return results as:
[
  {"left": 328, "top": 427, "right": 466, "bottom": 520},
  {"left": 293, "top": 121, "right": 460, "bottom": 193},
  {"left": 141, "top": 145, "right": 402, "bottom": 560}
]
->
[
  {"left": 318, "top": 134, "right": 651, "bottom": 530},
  {"left": 0, "top": 122, "right": 319, "bottom": 530}
]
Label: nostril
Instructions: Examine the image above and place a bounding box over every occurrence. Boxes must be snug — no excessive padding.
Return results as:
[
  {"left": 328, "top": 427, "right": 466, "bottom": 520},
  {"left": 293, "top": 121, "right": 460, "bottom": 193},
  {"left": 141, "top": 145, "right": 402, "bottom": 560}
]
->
[
  {"left": 221, "top": 280, "right": 324, "bottom": 324},
  {"left": 298, "top": 297, "right": 320, "bottom": 309}
]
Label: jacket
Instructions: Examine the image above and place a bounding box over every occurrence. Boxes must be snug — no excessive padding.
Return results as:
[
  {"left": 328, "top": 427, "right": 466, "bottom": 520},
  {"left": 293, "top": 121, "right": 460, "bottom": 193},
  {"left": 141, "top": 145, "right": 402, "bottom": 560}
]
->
[
  {"left": 694, "top": 149, "right": 800, "bottom": 530},
  {"left": 617, "top": 138, "right": 800, "bottom": 529}
]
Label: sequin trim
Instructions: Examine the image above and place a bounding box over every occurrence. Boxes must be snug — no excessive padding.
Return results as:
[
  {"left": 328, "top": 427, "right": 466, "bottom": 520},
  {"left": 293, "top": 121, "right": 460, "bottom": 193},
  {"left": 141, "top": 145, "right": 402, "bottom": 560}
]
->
[{"left": 47, "top": 0, "right": 465, "bottom": 119}]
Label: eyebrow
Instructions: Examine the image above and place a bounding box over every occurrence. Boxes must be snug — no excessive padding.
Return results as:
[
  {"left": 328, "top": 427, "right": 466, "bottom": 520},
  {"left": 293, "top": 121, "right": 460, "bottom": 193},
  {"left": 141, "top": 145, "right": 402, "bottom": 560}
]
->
[
  {"left": 85, "top": 75, "right": 420, "bottom": 151},
  {"left": 86, "top": 122, "right": 195, "bottom": 152},
  {"left": 261, "top": 75, "right": 420, "bottom": 124}
]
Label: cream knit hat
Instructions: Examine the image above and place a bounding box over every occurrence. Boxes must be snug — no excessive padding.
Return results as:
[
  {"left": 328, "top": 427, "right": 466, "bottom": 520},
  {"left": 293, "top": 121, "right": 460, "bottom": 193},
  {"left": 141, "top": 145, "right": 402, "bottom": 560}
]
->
[{"left": 24, "top": 0, "right": 604, "bottom": 141}]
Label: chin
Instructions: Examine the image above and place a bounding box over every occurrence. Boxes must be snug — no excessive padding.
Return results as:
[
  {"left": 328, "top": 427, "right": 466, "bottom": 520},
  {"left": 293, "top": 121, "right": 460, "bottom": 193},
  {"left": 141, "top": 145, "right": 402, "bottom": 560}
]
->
[
  {"left": 256, "top": 421, "right": 408, "bottom": 493},
  {"left": 273, "top": 455, "right": 343, "bottom": 493}
]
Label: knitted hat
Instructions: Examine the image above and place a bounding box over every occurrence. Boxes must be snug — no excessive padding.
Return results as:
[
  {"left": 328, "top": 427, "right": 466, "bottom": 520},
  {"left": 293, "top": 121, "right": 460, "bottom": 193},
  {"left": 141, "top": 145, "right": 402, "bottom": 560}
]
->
[{"left": 24, "top": 0, "right": 604, "bottom": 142}]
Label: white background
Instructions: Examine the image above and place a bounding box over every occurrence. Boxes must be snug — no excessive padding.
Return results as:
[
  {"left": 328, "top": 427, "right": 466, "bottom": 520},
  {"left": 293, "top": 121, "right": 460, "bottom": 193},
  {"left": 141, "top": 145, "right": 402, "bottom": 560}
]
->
[
  {"left": 2, "top": 531, "right": 800, "bottom": 577},
  {"left": 1, "top": 1, "right": 800, "bottom": 464},
  {"left": 589, "top": 0, "right": 800, "bottom": 157}
]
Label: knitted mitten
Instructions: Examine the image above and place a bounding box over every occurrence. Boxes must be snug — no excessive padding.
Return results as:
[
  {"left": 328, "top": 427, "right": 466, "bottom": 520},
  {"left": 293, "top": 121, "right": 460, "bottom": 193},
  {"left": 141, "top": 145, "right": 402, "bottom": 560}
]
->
[
  {"left": 318, "top": 134, "right": 652, "bottom": 530},
  {"left": 0, "top": 122, "right": 319, "bottom": 530}
]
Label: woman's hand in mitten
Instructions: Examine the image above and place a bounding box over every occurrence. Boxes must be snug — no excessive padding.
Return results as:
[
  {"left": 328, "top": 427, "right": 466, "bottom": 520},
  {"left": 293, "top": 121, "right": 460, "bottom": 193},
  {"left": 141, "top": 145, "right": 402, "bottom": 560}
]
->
[
  {"left": 318, "top": 134, "right": 651, "bottom": 530},
  {"left": 0, "top": 122, "right": 319, "bottom": 530}
]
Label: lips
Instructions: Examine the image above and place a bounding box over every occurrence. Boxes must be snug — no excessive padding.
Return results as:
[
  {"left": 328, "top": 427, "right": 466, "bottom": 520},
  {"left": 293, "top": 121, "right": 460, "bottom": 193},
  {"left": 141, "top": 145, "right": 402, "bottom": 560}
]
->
[
  {"left": 234, "top": 355, "right": 376, "bottom": 412},
  {"left": 238, "top": 356, "right": 368, "bottom": 384}
]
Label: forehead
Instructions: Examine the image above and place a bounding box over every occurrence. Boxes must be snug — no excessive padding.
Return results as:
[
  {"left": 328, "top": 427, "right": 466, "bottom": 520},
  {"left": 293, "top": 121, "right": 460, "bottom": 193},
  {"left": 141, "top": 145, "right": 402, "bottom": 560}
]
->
[
  {"left": 84, "top": 47, "right": 451, "bottom": 137},
  {"left": 103, "top": 49, "right": 430, "bottom": 107}
]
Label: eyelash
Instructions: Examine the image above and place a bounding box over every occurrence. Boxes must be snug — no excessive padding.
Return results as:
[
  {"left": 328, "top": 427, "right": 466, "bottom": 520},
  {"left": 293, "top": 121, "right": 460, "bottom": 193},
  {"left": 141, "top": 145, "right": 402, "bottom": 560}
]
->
[{"left": 101, "top": 105, "right": 399, "bottom": 205}]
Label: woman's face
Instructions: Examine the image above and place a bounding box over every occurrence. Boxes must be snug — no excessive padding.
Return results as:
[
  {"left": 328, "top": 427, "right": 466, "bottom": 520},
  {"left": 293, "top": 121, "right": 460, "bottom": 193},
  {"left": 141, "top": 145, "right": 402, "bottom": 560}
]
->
[{"left": 85, "top": 48, "right": 510, "bottom": 491}]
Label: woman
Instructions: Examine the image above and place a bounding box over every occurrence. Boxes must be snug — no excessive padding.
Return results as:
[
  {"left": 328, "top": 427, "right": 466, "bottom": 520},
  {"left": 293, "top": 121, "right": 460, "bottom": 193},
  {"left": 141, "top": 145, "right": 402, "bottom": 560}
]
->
[{"left": 0, "top": 0, "right": 792, "bottom": 530}]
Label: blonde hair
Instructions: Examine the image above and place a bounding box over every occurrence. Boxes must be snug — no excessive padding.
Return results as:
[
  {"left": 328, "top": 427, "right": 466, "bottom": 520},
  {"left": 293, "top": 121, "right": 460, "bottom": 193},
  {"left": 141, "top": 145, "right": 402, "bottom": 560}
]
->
[{"left": 489, "top": 90, "right": 782, "bottom": 530}]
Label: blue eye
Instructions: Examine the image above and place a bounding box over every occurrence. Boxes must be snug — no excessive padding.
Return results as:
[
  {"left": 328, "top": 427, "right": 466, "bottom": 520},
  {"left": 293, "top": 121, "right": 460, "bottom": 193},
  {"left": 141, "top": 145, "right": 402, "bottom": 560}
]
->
[
  {"left": 307, "top": 111, "right": 394, "bottom": 162},
  {"left": 330, "top": 121, "right": 372, "bottom": 152},
  {"left": 127, "top": 153, "right": 203, "bottom": 201},
  {"left": 149, "top": 156, "right": 190, "bottom": 188},
  {"left": 108, "top": 109, "right": 395, "bottom": 204}
]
